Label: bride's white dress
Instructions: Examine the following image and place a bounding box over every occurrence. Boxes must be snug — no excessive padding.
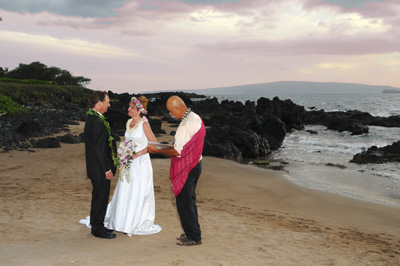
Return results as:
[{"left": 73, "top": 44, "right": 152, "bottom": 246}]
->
[{"left": 103, "top": 119, "right": 162, "bottom": 236}]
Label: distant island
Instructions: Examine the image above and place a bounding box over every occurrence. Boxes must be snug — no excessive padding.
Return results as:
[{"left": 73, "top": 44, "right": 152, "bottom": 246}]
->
[
  {"left": 185, "top": 81, "right": 400, "bottom": 95},
  {"left": 382, "top": 89, "right": 400, "bottom": 94}
]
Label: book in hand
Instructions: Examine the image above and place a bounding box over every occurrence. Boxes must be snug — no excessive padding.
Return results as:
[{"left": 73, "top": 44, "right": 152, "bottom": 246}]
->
[{"left": 148, "top": 141, "right": 174, "bottom": 149}]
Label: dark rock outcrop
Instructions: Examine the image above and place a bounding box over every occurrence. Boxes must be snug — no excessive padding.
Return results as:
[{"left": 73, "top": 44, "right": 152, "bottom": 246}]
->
[
  {"left": 182, "top": 95, "right": 307, "bottom": 159},
  {"left": 9, "top": 88, "right": 400, "bottom": 165},
  {"left": 190, "top": 98, "right": 290, "bottom": 159},
  {"left": 105, "top": 109, "right": 130, "bottom": 135},
  {"left": 16, "top": 120, "right": 45, "bottom": 137},
  {"left": 203, "top": 123, "right": 270, "bottom": 160},
  {"left": 0, "top": 106, "right": 85, "bottom": 152},
  {"left": 326, "top": 115, "right": 369, "bottom": 135},
  {"left": 305, "top": 109, "right": 400, "bottom": 135},
  {"left": 31, "top": 137, "right": 61, "bottom": 148},
  {"left": 58, "top": 133, "right": 82, "bottom": 144},
  {"left": 246, "top": 114, "right": 286, "bottom": 151},
  {"left": 305, "top": 110, "right": 369, "bottom": 135},
  {"left": 256, "top": 97, "right": 305, "bottom": 132},
  {"left": 148, "top": 118, "right": 166, "bottom": 135},
  {"left": 350, "top": 141, "right": 400, "bottom": 164}
]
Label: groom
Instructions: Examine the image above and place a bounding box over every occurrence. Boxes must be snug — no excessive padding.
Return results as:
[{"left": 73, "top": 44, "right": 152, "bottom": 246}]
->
[{"left": 84, "top": 91, "right": 117, "bottom": 239}]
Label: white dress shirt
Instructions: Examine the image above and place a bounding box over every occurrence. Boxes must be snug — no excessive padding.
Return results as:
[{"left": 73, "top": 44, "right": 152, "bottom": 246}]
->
[{"left": 174, "top": 111, "right": 202, "bottom": 160}]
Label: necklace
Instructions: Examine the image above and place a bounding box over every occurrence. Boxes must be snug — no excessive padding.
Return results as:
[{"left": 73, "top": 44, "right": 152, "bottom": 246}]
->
[
  {"left": 86, "top": 108, "right": 119, "bottom": 169},
  {"left": 181, "top": 108, "right": 191, "bottom": 121},
  {"left": 127, "top": 118, "right": 143, "bottom": 132}
]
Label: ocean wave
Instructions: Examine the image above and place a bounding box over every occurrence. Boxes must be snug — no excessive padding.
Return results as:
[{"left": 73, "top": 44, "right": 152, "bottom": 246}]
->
[{"left": 284, "top": 136, "right": 366, "bottom": 155}]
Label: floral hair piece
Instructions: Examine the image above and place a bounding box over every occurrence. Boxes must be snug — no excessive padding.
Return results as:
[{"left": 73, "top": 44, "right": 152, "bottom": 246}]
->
[{"left": 131, "top": 97, "right": 148, "bottom": 114}]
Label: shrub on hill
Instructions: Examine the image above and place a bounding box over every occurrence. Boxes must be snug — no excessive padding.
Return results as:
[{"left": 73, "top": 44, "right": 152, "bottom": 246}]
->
[{"left": 0, "top": 93, "right": 28, "bottom": 116}]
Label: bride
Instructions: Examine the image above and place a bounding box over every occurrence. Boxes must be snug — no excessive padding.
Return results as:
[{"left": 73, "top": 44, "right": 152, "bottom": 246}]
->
[{"left": 103, "top": 96, "right": 162, "bottom": 236}]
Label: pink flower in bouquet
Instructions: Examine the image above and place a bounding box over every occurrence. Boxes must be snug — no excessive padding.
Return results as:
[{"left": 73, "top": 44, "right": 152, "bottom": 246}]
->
[{"left": 117, "top": 139, "right": 137, "bottom": 182}]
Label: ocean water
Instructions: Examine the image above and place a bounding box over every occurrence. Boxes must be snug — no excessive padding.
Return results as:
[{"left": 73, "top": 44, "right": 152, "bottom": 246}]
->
[{"left": 206, "top": 93, "right": 400, "bottom": 208}]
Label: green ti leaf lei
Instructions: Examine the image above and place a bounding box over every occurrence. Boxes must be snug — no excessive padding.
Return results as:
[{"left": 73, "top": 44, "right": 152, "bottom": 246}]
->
[{"left": 86, "top": 108, "right": 119, "bottom": 169}]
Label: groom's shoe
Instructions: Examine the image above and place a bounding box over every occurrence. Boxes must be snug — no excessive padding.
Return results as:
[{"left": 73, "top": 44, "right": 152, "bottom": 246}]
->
[
  {"left": 91, "top": 226, "right": 113, "bottom": 234},
  {"left": 92, "top": 229, "right": 116, "bottom": 239}
]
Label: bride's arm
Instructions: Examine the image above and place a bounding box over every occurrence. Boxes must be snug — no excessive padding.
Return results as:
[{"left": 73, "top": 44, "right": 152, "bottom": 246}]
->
[
  {"left": 132, "top": 121, "right": 155, "bottom": 159},
  {"left": 143, "top": 120, "right": 157, "bottom": 143}
]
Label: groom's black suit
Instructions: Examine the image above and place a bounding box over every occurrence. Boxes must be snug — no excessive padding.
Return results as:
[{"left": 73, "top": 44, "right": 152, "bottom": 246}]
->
[{"left": 84, "top": 114, "right": 116, "bottom": 236}]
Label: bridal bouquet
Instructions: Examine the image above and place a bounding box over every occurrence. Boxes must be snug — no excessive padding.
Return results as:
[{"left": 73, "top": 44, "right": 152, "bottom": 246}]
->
[{"left": 117, "top": 139, "right": 136, "bottom": 182}]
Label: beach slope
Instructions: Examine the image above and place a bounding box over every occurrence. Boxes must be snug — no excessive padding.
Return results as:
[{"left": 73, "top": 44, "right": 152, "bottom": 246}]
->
[{"left": 1, "top": 142, "right": 399, "bottom": 265}]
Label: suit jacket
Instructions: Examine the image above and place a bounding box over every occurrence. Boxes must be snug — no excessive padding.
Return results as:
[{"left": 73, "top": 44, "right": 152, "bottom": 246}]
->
[{"left": 84, "top": 114, "right": 116, "bottom": 179}]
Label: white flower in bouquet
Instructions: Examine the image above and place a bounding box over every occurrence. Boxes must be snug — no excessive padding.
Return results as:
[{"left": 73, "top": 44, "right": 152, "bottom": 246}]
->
[{"left": 117, "top": 139, "right": 136, "bottom": 182}]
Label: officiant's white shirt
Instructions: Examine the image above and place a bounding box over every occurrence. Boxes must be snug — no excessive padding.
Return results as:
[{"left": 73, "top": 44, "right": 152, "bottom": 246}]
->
[{"left": 174, "top": 111, "right": 202, "bottom": 160}]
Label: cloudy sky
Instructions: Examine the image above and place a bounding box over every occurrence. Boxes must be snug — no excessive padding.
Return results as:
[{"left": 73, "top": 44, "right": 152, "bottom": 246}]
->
[{"left": 0, "top": 0, "right": 399, "bottom": 93}]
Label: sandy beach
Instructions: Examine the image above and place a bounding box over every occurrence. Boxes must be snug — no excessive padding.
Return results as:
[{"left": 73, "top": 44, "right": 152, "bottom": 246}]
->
[{"left": 1, "top": 122, "right": 400, "bottom": 266}]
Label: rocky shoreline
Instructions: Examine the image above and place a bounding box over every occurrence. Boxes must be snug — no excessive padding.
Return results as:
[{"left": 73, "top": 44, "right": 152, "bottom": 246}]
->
[
  {"left": 1, "top": 91, "right": 400, "bottom": 164},
  {"left": 0, "top": 105, "right": 85, "bottom": 152}
]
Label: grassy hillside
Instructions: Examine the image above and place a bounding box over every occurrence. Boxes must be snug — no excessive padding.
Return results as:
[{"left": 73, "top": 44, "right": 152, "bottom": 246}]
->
[{"left": 0, "top": 82, "right": 93, "bottom": 107}]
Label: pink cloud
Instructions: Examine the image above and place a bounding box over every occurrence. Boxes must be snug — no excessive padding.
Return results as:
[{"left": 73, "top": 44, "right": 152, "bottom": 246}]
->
[
  {"left": 302, "top": 0, "right": 339, "bottom": 10},
  {"left": 36, "top": 14, "right": 111, "bottom": 30},
  {"left": 360, "top": 1, "right": 400, "bottom": 18},
  {"left": 28, "top": 0, "right": 199, "bottom": 35},
  {"left": 4, "top": 0, "right": 282, "bottom": 37},
  {"left": 116, "top": 0, "right": 197, "bottom": 21},
  {"left": 41, "top": 0, "right": 278, "bottom": 29},
  {"left": 303, "top": 0, "right": 400, "bottom": 20},
  {"left": 194, "top": 32, "right": 400, "bottom": 56}
]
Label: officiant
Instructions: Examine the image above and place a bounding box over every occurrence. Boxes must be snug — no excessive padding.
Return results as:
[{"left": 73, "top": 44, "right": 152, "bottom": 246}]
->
[{"left": 148, "top": 96, "right": 206, "bottom": 246}]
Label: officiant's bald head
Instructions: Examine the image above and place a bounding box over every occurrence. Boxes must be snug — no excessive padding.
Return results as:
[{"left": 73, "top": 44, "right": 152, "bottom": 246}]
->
[{"left": 167, "top": 96, "right": 187, "bottom": 120}]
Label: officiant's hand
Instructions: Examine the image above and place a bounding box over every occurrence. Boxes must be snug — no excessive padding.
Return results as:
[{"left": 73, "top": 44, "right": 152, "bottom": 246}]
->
[
  {"left": 147, "top": 144, "right": 157, "bottom": 154},
  {"left": 105, "top": 171, "right": 114, "bottom": 180}
]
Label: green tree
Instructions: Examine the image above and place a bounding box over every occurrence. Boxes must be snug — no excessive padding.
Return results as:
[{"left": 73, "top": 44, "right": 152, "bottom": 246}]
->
[
  {"left": 7, "top": 62, "right": 48, "bottom": 80},
  {"left": 0, "top": 67, "right": 8, "bottom": 78},
  {"left": 5, "top": 61, "right": 91, "bottom": 86}
]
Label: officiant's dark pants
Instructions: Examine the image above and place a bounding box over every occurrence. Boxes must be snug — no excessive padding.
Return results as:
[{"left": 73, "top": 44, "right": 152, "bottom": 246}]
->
[
  {"left": 176, "top": 162, "right": 202, "bottom": 242},
  {"left": 90, "top": 177, "right": 111, "bottom": 234}
]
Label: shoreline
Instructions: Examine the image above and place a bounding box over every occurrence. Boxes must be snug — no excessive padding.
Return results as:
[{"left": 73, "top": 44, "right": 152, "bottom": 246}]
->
[
  {"left": 274, "top": 123, "right": 400, "bottom": 210},
  {"left": 230, "top": 153, "right": 400, "bottom": 210},
  {"left": 281, "top": 162, "right": 400, "bottom": 209}
]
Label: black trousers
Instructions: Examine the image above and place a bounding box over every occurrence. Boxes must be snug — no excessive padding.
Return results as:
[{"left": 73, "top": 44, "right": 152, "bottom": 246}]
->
[
  {"left": 90, "top": 177, "right": 111, "bottom": 234},
  {"left": 176, "top": 162, "right": 202, "bottom": 242}
]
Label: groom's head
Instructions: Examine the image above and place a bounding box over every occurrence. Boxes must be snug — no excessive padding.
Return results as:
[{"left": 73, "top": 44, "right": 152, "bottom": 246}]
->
[{"left": 89, "top": 91, "right": 110, "bottom": 114}]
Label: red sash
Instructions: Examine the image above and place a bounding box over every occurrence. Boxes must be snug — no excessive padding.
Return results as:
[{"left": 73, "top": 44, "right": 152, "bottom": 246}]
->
[{"left": 170, "top": 121, "right": 206, "bottom": 197}]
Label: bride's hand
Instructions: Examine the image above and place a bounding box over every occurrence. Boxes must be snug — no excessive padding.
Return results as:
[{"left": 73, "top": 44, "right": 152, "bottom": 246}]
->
[{"left": 132, "top": 151, "right": 143, "bottom": 160}]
